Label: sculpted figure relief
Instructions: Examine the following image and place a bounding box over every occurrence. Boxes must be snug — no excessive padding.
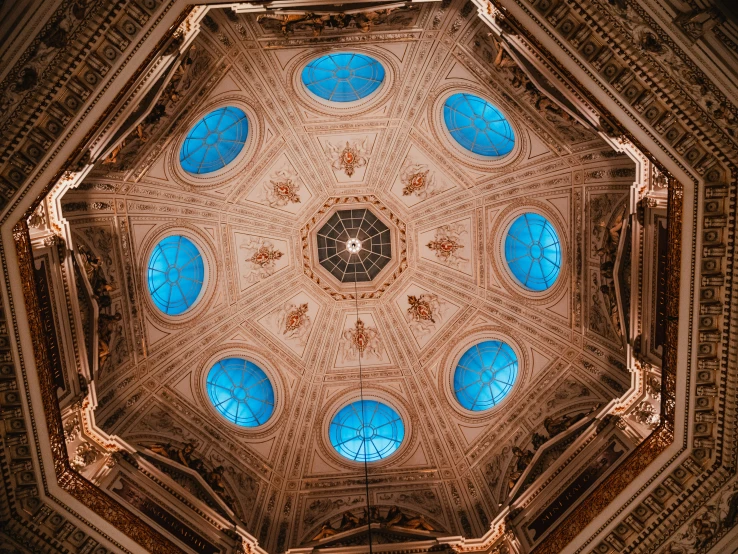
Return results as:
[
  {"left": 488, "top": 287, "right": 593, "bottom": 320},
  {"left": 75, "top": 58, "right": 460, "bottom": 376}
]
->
[
  {"left": 508, "top": 446, "right": 535, "bottom": 491},
  {"left": 146, "top": 440, "right": 236, "bottom": 510},
  {"left": 309, "top": 505, "right": 439, "bottom": 543},
  {"left": 256, "top": 6, "right": 416, "bottom": 36}
]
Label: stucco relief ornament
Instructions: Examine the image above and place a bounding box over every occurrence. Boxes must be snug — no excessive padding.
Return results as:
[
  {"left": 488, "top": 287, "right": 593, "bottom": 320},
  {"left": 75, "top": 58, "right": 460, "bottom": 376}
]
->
[
  {"left": 341, "top": 318, "right": 382, "bottom": 361},
  {"left": 241, "top": 238, "right": 284, "bottom": 282},
  {"left": 632, "top": 400, "right": 659, "bottom": 429},
  {"left": 277, "top": 302, "right": 311, "bottom": 344},
  {"left": 426, "top": 224, "right": 468, "bottom": 269},
  {"left": 405, "top": 294, "right": 442, "bottom": 335},
  {"left": 400, "top": 161, "right": 438, "bottom": 199},
  {"left": 263, "top": 168, "right": 302, "bottom": 207},
  {"left": 326, "top": 140, "right": 369, "bottom": 177}
]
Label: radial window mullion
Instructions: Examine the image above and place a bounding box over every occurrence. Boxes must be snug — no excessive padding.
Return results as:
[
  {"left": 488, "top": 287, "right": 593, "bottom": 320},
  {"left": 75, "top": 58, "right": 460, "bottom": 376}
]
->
[
  {"left": 180, "top": 107, "right": 249, "bottom": 174},
  {"left": 147, "top": 235, "right": 204, "bottom": 315},
  {"left": 206, "top": 358, "right": 275, "bottom": 427},
  {"left": 504, "top": 213, "right": 562, "bottom": 291},
  {"left": 443, "top": 93, "right": 514, "bottom": 157},
  {"left": 302, "top": 53, "right": 385, "bottom": 103},
  {"left": 330, "top": 400, "right": 404, "bottom": 462},
  {"left": 454, "top": 340, "right": 518, "bottom": 411}
]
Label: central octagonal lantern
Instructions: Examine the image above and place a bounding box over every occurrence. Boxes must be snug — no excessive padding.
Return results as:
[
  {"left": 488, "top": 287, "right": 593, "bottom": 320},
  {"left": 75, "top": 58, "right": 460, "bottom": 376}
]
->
[
  {"left": 317, "top": 208, "right": 391, "bottom": 282},
  {"left": 302, "top": 197, "right": 407, "bottom": 300}
]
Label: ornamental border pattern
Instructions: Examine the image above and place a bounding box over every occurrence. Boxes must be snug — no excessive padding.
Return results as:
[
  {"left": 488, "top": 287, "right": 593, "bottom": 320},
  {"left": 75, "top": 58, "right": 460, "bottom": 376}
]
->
[
  {"left": 476, "top": 0, "right": 733, "bottom": 553},
  {"left": 0, "top": 1, "right": 195, "bottom": 552},
  {"left": 0, "top": 1, "right": 730, "bottom": 554}
]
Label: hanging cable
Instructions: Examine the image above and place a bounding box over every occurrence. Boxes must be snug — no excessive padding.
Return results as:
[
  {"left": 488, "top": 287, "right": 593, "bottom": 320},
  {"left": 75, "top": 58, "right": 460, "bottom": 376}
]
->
[{"left": 352, "top": 264, "right": 374, "bottom": 554}]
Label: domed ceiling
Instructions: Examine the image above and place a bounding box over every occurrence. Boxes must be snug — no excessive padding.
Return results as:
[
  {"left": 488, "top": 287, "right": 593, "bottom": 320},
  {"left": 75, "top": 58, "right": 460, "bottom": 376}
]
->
[{"left": 60, "top": 2, "right": 638, "bottom": 550}]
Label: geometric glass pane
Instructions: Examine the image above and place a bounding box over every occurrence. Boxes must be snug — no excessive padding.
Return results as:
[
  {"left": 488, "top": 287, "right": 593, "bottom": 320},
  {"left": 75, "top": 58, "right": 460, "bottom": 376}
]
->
[
  {"left": 302, "top": 53, "right": 385, "bottom": 102},
  {"left": 443, "top": 93, "right": 514, "bottom": 157},
  {"left": 206, "top": 358, "right": 275, "bottom": 427},
  {"left": 317, "top": 209, "right": 391, "bottom": 282},
  {"left": 180, "top": 107, "right": 249, "bottom": 174},
  {"left": 454, "top": 340, "right": 518, "bottom": 411},
  {"left": 330, "top": 400, "right": 404, "bottom": 462},
  {"left": 147, "top": 235, "right": 204, "bottom": 315},
  {"left": 505, "top": 213, "right": 561, "bottom": 291}
]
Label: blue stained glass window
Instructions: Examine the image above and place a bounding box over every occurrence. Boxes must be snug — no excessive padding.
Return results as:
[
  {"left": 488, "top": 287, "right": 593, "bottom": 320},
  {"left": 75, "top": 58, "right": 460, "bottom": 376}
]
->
[
  {"left": 302, "top": 53, "right": 385, "bottom": 102},
  {"left": 147, "top": 235, "right": 204, "bottom": 315},
  {"left": 443, "top": 93, "right": 514, "bottom": 157},
  {"left": 330, "top": 400, "right": 404, "bottom": 462},
  {"left": 206, "top": 358, "right": 275, "bottom": 427},
  {"left": 454, "top": 341, "right": 518, "bottom": 411},
  {"left": 505, "top": 213, "right": 562, "bottom": 291},
  {"left": 180, "top": 107, "right": 249, "bottom": 174}
]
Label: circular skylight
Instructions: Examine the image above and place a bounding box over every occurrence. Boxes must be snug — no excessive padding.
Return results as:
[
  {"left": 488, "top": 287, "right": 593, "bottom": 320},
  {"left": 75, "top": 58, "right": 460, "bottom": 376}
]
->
[
  {"left": 147, "top": 235, "right": 204, "bottom": 315},
  {"left": 180, "top": 107, "right": 249, "bottom": 174},
  {"left": 206, "top": 358, "right": 275, "bottom": 427},
  {"left": 330, "top": 399, "right": 404, "bottom": 462},
  {"left": 454, "top": 341, "right": 518, "bottom": 411},
  {"left": 505, "top": 213, "right": 562, "bottom": 291},
  {"left": 443, "top": 93, "right": 514, "bottom": 157},
  {"left": 302, "top": 53, "right": 385, "bottom": 102}
]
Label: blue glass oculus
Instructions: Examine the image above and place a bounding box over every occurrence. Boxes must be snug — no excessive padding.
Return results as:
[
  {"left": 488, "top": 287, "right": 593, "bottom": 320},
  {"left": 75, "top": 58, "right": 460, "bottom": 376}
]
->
[
  {"left": 454, "top": 341, "right": 518, "bottom": 411},
  {"left": 147, "top": 235, "right": 204, "bottom": 315},
  {"left": 180, "top": 107, "right": 249, "bottom": 174},
  {"left": 443, "top": 93, "right": 514, "bottom": 157},
  {"left": 505, "top": 213, "right": 562, "bottom": 291},
  {"left": 206, "top": 358, "right": 275, "bottom": 427},
  {"left": 302, "top": 53, "right": 385, "bottom": 102},
  {"left": 330, "top": 400, "right": 404, "bottom": 462}
]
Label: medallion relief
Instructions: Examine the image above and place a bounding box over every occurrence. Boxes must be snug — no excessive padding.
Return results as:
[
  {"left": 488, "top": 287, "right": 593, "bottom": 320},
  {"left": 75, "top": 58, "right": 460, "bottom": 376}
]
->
[
  {"left": 326, "top": 139, "right": 370, "bottom": 178},
  {"left": 395, "top": 283, "right": 461, "bottom": 349},
  {"left": 335, "top": 312, "right": 387, "bottom": 367},
  {"left": 258, "top": 291, "right": 320, "bottom": 358},
  {"left": 235, "top": 234, "right": 289, "bottom": 291},
  {"left": 390, "top": 147, "right": 459, "bottom": 207},
  {"left": 420, "top": 220, "right": 472, "bottom": 274},
  {"left": 246, "top": 153, "right": 313, "bottom": 214}
]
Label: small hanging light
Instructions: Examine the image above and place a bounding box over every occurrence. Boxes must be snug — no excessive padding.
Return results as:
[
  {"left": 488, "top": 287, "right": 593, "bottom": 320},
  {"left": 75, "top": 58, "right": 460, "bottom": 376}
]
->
[{"left": 346, "top": 237, "right": 362, "bottom": 254}]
